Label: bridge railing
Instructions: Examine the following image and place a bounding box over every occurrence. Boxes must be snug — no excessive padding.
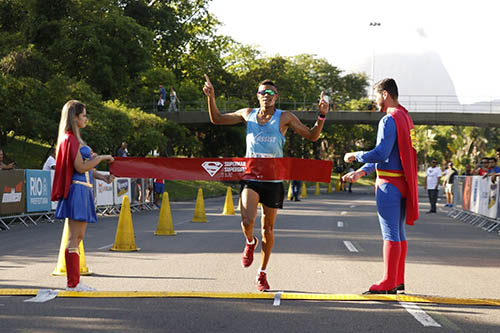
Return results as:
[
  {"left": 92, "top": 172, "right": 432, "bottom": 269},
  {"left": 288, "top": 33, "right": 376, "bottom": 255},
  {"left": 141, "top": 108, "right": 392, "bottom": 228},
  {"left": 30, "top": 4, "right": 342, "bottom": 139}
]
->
[
  {"left": 132, "top": 95, "right": 500, "bottom": 114},
  {"left": 399, "top": 95, "right": 500, "bottom": 113}
]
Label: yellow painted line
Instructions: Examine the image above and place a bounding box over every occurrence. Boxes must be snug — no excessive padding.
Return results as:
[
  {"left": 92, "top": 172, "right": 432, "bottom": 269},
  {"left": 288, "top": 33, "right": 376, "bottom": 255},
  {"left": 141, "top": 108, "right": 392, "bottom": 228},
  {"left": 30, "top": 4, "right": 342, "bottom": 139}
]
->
[
  {"left": 1, "top": 289, "right": 499, "bottom": 306},
  {"left": 0, "top": 289, "right": 38, "bottom": 296},
  {"left": 58, "top": 291, "right": 276, "bottom": 299}
]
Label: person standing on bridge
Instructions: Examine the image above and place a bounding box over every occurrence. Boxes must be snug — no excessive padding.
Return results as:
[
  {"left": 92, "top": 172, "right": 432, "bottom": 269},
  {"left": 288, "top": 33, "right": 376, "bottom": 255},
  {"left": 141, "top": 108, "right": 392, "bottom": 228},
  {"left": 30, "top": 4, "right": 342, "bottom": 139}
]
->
[
  {"left": 343, "top": 78, "right": 419, "bottom": 294},
  {"left": 52, "top": 100, "right": 115, "bottom": 291},
  {"left": 203, "top": 75, "right": 329, "bottom": 291}
]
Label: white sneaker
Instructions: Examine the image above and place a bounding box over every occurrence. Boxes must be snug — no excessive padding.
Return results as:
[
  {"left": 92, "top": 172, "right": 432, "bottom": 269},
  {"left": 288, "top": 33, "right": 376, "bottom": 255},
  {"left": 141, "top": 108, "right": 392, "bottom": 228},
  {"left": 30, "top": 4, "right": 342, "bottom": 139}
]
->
[{"left": 66, "top": 282, "right": 96, "bottom": 292}]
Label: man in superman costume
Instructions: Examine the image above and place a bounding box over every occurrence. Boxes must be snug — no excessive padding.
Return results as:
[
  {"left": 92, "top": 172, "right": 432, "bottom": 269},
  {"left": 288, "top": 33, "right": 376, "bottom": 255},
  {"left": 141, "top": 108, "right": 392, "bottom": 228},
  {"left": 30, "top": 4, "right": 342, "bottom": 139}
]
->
[{"left": 343, "top": 78, "right": 419, "bottom": 294}]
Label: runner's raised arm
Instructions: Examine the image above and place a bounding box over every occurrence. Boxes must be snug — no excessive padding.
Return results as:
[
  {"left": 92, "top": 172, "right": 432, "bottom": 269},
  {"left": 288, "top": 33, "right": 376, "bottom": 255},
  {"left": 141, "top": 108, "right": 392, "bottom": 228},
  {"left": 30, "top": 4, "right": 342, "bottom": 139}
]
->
[{"left": 203, "top": 74, "right": 248, "bottom": 125}]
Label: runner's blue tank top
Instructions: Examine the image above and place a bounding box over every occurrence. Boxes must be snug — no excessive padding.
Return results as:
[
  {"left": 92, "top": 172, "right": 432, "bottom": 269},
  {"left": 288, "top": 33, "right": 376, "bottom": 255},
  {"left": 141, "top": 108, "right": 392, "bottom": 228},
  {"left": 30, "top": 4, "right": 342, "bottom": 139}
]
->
[{"left": 245, "top": 108, "right": 285, "bottom": 158}]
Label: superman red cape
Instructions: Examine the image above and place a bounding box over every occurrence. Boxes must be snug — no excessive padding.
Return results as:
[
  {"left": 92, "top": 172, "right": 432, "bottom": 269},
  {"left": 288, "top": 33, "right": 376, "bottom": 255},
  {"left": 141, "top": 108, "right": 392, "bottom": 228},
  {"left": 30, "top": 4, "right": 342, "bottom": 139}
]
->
[{"left": 389, "top": 105, "right": 419, "bottom": 225}]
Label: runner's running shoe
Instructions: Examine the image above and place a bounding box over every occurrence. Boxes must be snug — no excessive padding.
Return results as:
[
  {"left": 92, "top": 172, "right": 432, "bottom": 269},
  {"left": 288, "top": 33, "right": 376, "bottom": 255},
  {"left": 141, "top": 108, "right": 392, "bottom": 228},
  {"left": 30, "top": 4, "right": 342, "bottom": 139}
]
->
[
  {"left": 241, "top": 237, "right": 258, "bottom": 267},
  {"left": 256, "top": 271, "right": 270, "bottom": 292}
]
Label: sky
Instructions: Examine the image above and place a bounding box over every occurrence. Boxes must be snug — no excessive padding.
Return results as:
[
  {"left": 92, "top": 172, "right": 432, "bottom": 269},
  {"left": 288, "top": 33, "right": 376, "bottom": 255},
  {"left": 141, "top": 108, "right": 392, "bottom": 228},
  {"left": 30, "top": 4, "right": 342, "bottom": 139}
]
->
[{"left": 209, "top": 0, "right": 500, "bottom": 104}]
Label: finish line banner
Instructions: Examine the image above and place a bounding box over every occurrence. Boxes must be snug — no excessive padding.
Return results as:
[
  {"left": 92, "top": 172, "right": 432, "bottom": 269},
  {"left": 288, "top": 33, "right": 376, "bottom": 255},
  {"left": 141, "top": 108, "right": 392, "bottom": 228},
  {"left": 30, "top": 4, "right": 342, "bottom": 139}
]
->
[{"left": 110, "top": 157, "right": 332, "bottom": 183}]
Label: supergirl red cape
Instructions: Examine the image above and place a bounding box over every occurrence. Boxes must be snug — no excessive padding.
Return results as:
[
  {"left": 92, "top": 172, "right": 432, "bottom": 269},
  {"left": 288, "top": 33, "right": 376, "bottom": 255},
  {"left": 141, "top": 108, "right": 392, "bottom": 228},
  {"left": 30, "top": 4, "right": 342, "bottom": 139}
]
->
[
  {"left": 51, "top": 131, "right": 80, "bottom": 201},
  {"left": 389, "top": 105, "right": 419, "bottom": 225}
]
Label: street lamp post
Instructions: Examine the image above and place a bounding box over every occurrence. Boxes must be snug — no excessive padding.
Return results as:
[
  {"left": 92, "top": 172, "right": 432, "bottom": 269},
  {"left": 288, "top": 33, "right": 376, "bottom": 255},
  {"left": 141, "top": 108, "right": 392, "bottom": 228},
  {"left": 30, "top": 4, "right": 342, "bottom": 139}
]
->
[{"left": 369, "top": 22, "right": 381, "bottom": 99}]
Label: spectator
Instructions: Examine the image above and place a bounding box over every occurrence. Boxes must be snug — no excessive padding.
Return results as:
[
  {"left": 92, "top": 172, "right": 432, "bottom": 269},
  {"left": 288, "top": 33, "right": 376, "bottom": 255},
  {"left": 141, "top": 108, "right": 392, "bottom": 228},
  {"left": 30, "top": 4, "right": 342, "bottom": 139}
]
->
[
  {"left": 116, "top": 142, "right": 128, "bottom": 157},
  {"left": 168, "top": 87, "right": 180, "bottom": 112},
  {"left": 367, "top": 100, "right": 377, "bottom": 111},
  {"left": 158, "top": 84, "right": 166, "bottom": 111},
  {"left": 153, "top": 178, "right": 164, "bottom": 208},
  {"left": 290, "top": 180, "right": 302, "bottom": 201},
  {"left": 462, "top": 164, "right": 473, "bottom": 176},
  {"left": 424, "top": 158, "right": 441, "bottom": 213},
  {"left": 473, "top": 157, "right": 489, "bottom": 175},
  {"left": 485, "top": 157, "right": 500, "bottom": 183},
  {"left": 0, "top": 148, "right": 15, "bottom": 170},
  {"left": 442, "top": 161, "right": 458, "bottom": 207},
  {"left": 43, "top": 149, "right": 56, "bottom": 171},
  {"left": 488, "top": 157, "right": 500, "bottom": 174}
]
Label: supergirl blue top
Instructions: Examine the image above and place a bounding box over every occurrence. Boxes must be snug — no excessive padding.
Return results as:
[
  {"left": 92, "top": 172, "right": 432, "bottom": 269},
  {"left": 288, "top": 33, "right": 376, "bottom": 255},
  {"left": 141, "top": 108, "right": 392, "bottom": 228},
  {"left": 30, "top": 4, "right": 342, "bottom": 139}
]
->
[
  {"left": 355, "top": 114, "right": 402, "bottom": 174},
  {"left": 55, "top": 145, "right": 97, "bottom": 223},
  {"left": 245, "top": 108, "right": 285, "bottom": 182}
]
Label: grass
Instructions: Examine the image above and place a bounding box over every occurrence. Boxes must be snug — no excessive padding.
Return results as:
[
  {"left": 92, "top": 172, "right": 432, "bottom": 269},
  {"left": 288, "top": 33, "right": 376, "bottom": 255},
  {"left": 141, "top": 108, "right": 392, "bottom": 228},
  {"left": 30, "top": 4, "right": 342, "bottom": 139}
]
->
[
  {"left": 164, "top": 180, "right": 239, "bottom": 201},
  {"left": 3, "top": 136, "right": 52, "bottom": 169}
]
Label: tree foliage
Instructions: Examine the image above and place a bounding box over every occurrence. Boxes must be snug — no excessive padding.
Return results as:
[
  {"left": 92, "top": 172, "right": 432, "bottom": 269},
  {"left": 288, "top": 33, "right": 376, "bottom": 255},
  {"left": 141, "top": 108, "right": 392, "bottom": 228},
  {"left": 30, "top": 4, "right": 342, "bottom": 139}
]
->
[{"left": 6, "top": 0, "right": 494, "bottom": 172}]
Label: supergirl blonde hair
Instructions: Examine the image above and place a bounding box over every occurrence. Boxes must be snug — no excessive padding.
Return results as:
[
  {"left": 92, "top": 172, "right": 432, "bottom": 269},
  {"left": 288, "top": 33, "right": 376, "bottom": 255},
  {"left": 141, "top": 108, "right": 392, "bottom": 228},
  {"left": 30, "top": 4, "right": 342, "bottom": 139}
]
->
[{"left": 56, "top": 100, "right": 86, "bottom": 158}]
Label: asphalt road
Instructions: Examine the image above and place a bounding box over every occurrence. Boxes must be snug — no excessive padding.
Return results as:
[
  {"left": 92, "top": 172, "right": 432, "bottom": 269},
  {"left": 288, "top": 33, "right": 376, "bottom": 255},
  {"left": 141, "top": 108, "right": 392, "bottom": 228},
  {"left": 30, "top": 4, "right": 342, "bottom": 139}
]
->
[{"left": 1, "top": 186, "right": 500, "bottom": 332}]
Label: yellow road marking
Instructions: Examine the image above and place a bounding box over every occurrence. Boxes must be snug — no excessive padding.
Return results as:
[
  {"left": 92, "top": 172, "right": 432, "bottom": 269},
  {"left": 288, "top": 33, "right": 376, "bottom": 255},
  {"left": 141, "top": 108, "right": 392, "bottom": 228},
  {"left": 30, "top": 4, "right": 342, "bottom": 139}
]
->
[{"left": 1, "top": 289, "right": 499, "bottom": 306}]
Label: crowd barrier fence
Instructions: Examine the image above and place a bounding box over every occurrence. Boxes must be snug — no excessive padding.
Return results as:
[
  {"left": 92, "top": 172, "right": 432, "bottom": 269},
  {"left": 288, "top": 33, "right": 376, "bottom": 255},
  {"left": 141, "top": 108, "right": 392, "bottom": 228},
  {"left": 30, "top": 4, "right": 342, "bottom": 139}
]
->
[
  {"left": 448, "top": 175, "right": 500, "bottom": 236},
  {"left": 0, "top": 169, "right": 155, "bottom": 231}
]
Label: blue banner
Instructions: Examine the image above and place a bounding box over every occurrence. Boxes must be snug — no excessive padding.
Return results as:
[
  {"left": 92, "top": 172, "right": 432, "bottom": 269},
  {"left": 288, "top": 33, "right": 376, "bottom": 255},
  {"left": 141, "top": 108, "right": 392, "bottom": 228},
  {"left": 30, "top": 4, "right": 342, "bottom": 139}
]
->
[{"left": 25, "top": 170, "right": 51, "bottom": 212}]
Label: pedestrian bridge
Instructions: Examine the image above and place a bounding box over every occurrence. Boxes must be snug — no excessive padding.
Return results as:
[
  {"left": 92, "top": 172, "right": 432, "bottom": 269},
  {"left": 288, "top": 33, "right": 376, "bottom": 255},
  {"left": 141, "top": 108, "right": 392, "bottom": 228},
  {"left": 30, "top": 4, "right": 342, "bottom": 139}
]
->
[{"left": 157, "top": 111, "right": 499, "bottom": 127}]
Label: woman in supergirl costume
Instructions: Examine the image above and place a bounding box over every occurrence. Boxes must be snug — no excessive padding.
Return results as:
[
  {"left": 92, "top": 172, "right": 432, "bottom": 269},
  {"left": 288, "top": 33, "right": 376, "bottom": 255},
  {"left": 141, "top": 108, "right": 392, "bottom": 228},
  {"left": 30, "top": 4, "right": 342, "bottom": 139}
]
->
[{"left": 51, "top": 100, "right": 115, "bottom": 291}]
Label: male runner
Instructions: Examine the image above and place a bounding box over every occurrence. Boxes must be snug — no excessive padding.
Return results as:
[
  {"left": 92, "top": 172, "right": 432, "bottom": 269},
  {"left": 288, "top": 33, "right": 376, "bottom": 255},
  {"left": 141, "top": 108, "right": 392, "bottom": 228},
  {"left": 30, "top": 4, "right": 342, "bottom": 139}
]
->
[
  {"left": 343, "top": 78, "right": 418, "bottom": 294},
  {"left": 203, "top": 75, "right": 329, "bottom": 291}
]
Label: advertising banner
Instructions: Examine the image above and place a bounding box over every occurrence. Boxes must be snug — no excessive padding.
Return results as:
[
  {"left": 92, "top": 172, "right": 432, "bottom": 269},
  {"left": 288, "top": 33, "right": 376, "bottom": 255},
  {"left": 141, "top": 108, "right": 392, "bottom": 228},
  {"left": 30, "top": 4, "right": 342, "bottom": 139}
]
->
[
  {"left": 95, "top": 171, "right": 114, "bottom": 206},
  {"left": 470, "top": 176, "right": 479, "bottom": 213},
  {"left": 0, "top": 170, "right": 26, "bottom": 215},
  {"left": 462, "top": 176, "right": 472, "bottom": 211},
  {"left": 477, "top": 177, "right": 490, "bottom": 216},
  {"left": 113, "top": 177, "right": 131, "bottom": 205},
  {"left": 25, "top": 170, "right": 51, "bottom": 212},
  {"left": 50, "top": 170, "right": 57, "bottom": 210},
  {"left": 487, "top": 180, "right": 498, "bottom": 218},
  {"left": 110, "top": 157, "right": 333, "bottom": 183}
]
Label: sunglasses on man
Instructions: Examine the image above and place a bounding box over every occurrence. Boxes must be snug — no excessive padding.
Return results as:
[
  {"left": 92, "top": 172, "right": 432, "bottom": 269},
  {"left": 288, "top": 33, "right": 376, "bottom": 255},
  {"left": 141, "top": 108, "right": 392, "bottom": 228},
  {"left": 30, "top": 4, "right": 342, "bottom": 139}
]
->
[{"left": 257, "top": 89, "right": 277, "bottom": 96}]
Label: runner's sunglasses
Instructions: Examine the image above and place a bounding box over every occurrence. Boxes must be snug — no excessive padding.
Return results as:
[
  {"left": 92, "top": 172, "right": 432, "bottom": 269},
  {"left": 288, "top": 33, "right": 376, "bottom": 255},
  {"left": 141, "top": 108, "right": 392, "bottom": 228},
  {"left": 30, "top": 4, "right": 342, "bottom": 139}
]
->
[{"left": 257, "top": 89, "right": 277, "bottom": 96}]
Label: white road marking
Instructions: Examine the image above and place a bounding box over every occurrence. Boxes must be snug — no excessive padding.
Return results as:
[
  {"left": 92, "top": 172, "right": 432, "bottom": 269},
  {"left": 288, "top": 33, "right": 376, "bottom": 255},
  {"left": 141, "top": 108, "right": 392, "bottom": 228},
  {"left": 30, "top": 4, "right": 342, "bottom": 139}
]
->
[
  {"left": 98, "top": 243, "right": 114, "bottom": 250},
  {"left": 273, "top": 291, "right": 282, "bottom": 306},
  {"left": 400, "top": 302, "right": 441, "bottom": 327},
  {"left": 337, "top": 221, "right": 344, "bottom": 227},
  {"left": 343, "top": 241, "right": 359, "bottom": 252}
]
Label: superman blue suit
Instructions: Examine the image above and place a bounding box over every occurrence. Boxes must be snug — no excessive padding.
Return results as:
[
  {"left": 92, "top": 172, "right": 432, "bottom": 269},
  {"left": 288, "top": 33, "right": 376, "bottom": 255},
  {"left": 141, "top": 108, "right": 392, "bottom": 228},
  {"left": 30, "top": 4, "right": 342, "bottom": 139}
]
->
[{"left": 355, "top": 105, "right": 418, "bottom": 293}]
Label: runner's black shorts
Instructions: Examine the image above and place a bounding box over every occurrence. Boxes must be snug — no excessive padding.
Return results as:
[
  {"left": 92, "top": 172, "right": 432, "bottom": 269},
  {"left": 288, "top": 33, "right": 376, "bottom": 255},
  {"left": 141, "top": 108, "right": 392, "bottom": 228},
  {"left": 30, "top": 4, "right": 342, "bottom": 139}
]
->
[{"left": 240, "top": 180, "right": 285, "bottom": 209}]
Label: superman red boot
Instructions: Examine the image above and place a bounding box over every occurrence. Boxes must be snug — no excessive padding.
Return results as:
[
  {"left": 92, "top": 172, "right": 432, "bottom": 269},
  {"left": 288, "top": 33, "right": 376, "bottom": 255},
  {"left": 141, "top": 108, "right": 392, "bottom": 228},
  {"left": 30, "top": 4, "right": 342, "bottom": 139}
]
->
[
  {"left": 396, "top": 240, "right": 407, "bottom": 293},
  {"left": 364, "top": 240, "right": 401, "bottom": 294}
]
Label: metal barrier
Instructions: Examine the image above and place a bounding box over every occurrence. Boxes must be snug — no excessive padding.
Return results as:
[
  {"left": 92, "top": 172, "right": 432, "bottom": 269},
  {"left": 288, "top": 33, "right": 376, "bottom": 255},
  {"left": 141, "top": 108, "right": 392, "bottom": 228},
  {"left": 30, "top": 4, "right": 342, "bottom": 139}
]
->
[
  {"left": 447, "top": 175, "right": 500, "bottom": 236},
  {"left": 0, "top": 171, "right": 158, "bottom": 232}
]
